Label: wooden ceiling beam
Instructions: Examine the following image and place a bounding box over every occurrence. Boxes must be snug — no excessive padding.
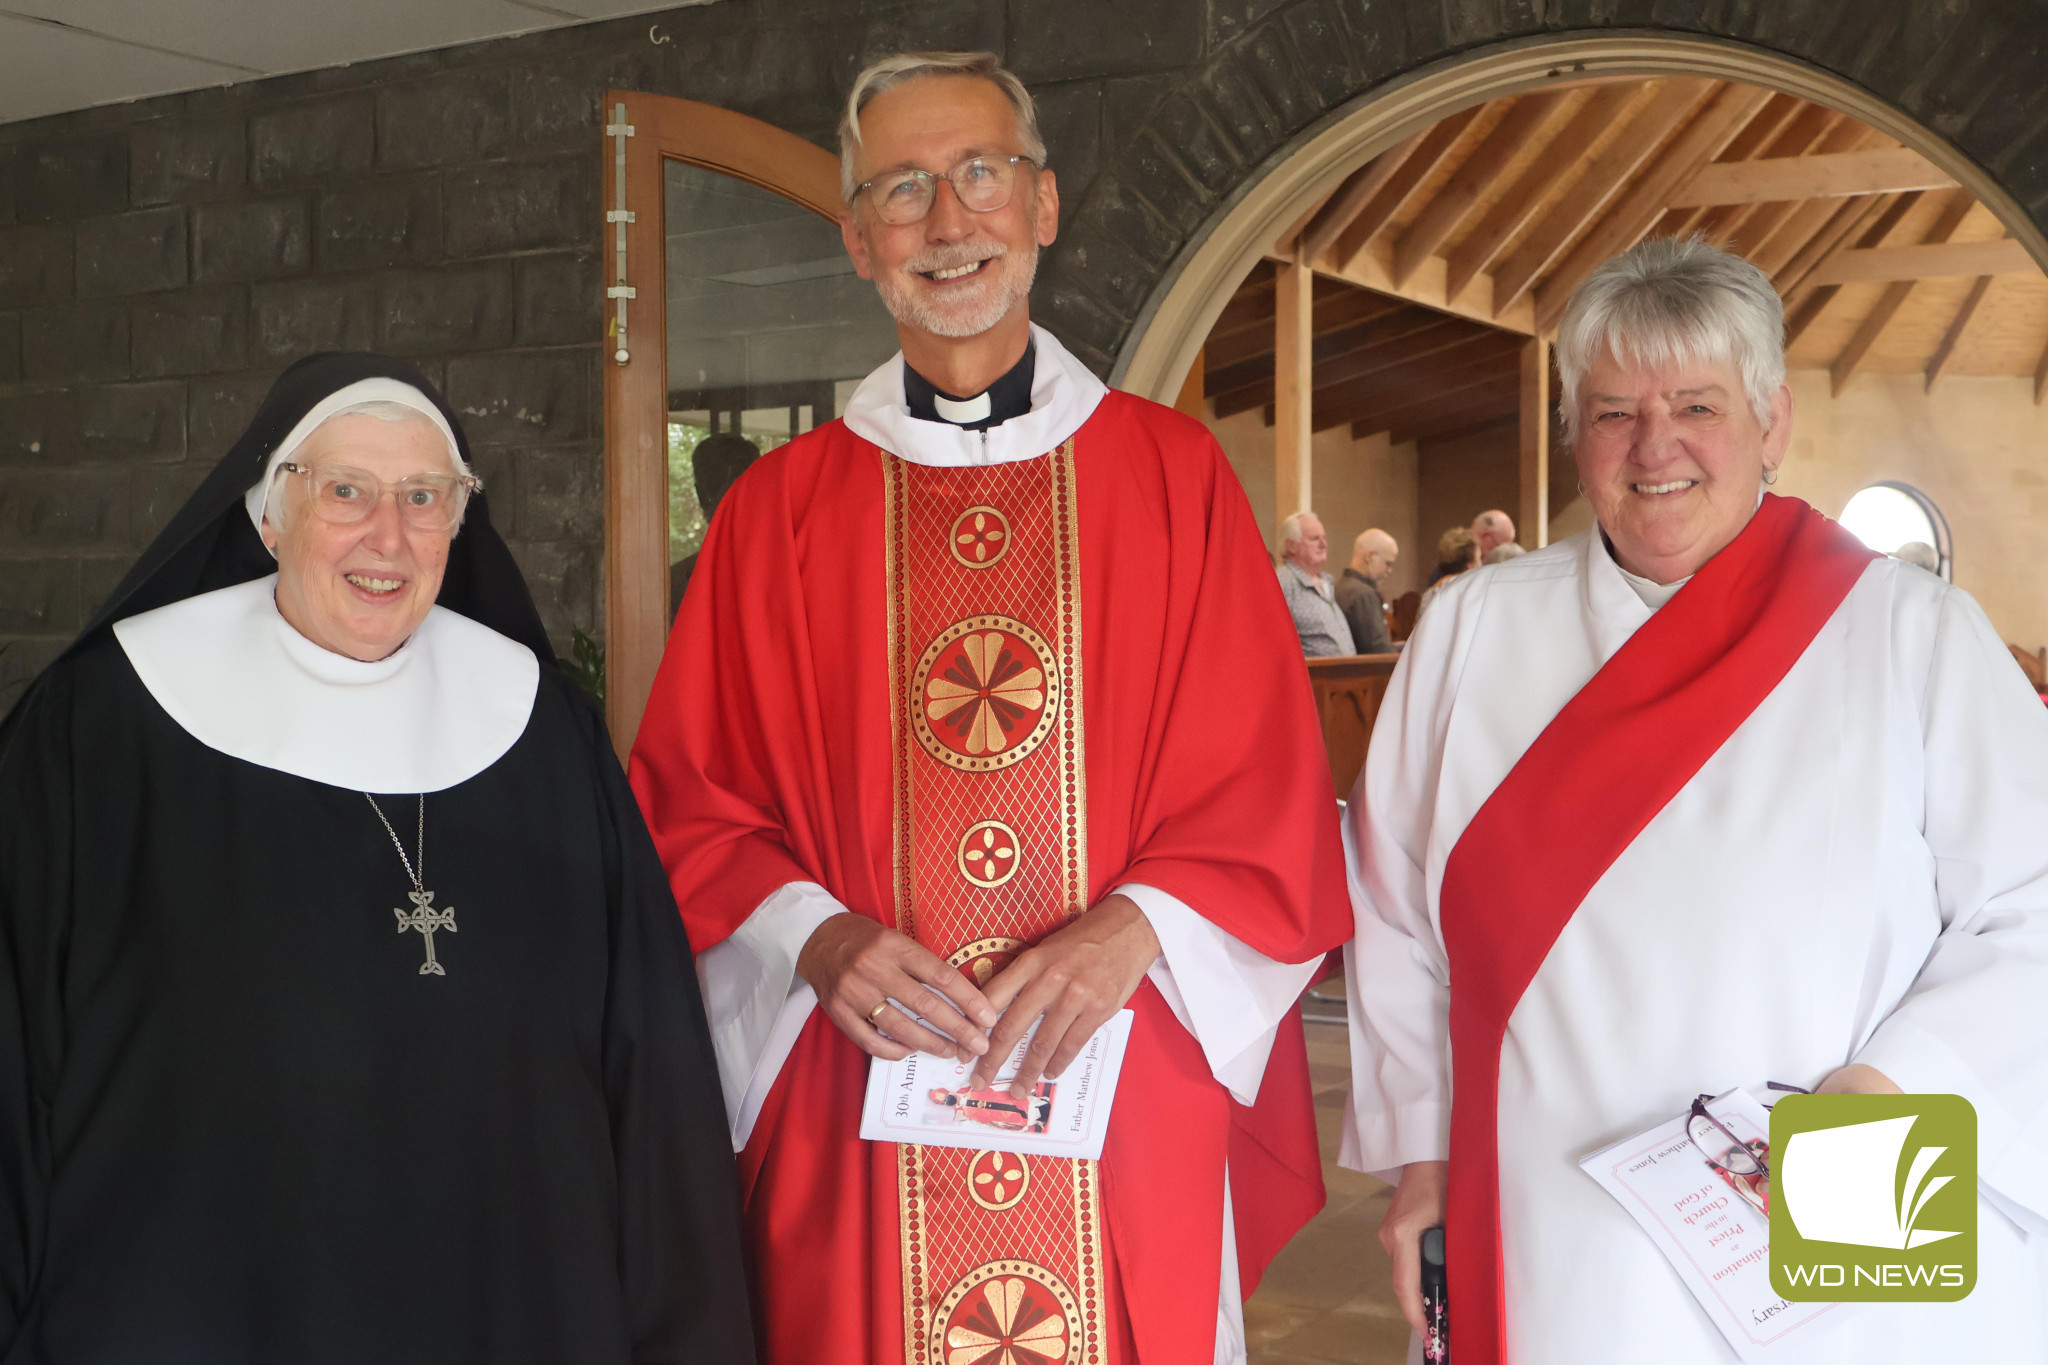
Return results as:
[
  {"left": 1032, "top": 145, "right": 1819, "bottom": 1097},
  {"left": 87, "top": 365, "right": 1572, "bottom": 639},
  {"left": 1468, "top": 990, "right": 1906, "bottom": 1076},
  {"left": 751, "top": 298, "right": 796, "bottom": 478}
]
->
[
  {"left": 1777, "top": 192, "right": 1903, "bottom": 297},
  {"left": 1671, "top": 145, "right": 1956, "bottom": 208},
  {"left": 1810, "top": 236, "right": 2036, "bottom": 284},
  {"left": 1298, "top": 132, "right": 1429, "bottom": 266},
  {"left": 1204, "top": 286, "right": 1399, "bottom": 373},
  {"left": 1924, "top": 274, "right": 1993, "bottom": 391},
  {"left": 1444, "top": 83, "right": 1645, "bottom": 301},
  {"left": 1346, "top": 374, "right": 1520, "bottom": 441},
  {"left": 1315, "top": 348, "right": 1520, "bottom": 432},
  {"left": 1533, "top": 83, "right": 1779, "bottom": 334},
  {"left": 1329, "top": 107, "right": 1484, "bottom": 272},
  {"left": 1782, "top": 191, "right": 1920, "bottom": 350},
  {"left": 1692, "top": 105, "right": 1842, "bottom": 247},
  {"left": 1751, "top": 190, "right": 1873, "bottom": 280},
  {"left": 1725, "top": 121, "right": 1876, "bottom": 260},
  {"left": 1396, "top": 401, "right": 1522, "bottom": 448},
  {"left": 1490, "top": 79, "right": 1716, "bottom": 317},
  {"left": 1651, "top": 91, "right": 1805, "bottom": 241},
  {"left": 1210, "top": 308, "right": 1461, "bottom": 416},
  {"left": 1271, "top": 185, "right": 1338, "bottom": 257},
  {"left": 1831, "top": 191, "right": 1977, "bottom": 396},
  {"left": 1391, "top": 91, "right": 1570, "bottom": 287}
]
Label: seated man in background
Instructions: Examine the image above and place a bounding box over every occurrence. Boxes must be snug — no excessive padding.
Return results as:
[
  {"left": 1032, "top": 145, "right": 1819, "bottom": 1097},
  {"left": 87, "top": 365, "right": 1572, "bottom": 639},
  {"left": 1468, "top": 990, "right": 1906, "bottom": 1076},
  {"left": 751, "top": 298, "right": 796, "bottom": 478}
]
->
[
  {"left": 1278, "top": 511, "right": 1357, "bottom": 656},
  {"left": 1336, "top": 528, "right": 1397, "bottom": 653}
]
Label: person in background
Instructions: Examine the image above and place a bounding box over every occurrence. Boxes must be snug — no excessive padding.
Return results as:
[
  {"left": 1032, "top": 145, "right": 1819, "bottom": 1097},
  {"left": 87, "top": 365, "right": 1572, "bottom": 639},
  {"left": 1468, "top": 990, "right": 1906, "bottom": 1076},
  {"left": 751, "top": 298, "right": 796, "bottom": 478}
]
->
[
  {"left": 1414, "top": 525, "right": 1480, "bottom": 621},
  {"left": 669, "top": 431, "right": 761, "bottom": 621},
  {"left": 1483, "top": 541, "right": 1526, "bottom": 566},
  {"left": 1278, "top": 511, "right": 1357, "bottom": 656},
  {"left": 1337, "top": 528, "right": 1398, "bottom": 654},
  {"left": 1471, "top": 508, "right": 1518, "bottom": 559},
  {"left": 1892, "top": 539, "right": 1939, "bottom": 574}
]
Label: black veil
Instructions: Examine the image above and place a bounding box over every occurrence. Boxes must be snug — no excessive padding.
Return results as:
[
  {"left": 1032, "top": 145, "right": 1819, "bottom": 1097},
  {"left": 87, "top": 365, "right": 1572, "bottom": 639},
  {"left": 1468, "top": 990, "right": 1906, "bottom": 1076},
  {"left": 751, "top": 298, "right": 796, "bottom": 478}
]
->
[{"left": 73, "top": 352, "right": 553, "bottom": 662}]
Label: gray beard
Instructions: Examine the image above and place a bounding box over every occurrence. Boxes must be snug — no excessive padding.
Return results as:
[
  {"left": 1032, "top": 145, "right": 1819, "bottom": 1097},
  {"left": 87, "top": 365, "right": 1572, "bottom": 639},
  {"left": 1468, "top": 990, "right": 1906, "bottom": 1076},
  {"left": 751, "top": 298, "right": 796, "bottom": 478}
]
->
[{"left": 875, "top": 244, "right": 1039, "bottom": 339}]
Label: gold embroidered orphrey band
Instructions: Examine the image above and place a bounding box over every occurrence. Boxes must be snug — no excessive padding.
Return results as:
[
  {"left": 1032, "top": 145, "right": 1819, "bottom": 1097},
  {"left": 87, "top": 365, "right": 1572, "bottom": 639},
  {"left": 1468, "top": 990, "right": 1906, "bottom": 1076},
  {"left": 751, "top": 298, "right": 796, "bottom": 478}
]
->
[{"left": 882, "top": 439, "right": 1109, "bottom": 1365}]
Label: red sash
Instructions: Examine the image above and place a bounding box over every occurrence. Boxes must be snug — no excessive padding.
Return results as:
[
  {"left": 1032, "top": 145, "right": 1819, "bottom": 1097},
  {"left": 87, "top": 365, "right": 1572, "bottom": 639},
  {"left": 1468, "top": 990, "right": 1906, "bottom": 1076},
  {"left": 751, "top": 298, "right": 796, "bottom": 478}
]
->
[{"left": 1437, "top": 495, "right": 1875, "bottom": 1363}]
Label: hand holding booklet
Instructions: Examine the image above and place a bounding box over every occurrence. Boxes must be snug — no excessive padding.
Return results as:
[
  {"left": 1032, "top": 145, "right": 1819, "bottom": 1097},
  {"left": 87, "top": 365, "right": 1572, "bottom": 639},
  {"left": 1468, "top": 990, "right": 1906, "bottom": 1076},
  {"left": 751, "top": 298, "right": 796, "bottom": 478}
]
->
[
  {"left": 1579, "top": 1088, "right": 1855, "bottom": 1362},
  {"left": 860, "top": 1009, "right": 1133, "bottom": 1159}
]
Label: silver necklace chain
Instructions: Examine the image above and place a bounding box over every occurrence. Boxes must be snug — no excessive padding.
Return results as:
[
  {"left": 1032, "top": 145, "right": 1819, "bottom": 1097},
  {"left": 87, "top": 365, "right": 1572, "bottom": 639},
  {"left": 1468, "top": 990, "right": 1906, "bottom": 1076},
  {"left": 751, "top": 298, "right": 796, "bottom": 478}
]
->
[{"left": 363, "top": 793, "right": 425, "bottom": 891}]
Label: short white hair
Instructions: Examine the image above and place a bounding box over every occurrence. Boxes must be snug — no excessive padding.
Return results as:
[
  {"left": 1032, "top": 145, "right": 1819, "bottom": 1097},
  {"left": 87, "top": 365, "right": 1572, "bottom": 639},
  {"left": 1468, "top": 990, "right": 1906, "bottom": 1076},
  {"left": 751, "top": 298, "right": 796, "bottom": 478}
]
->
[
  {"left": 1555, "top": 237, "right": 1784, "bottom": 445},
  {"left": 839, "top": 51, "right": 1047, "bottom": 202},
  {"left": 1279, "top": 511, "right": 1320, "bottom": 546}
]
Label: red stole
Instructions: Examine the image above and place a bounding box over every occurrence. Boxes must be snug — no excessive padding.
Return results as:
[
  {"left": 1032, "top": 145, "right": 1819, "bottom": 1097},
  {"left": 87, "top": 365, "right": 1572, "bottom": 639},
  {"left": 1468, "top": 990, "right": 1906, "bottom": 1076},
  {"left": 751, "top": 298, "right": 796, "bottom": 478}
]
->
[{"left": 1436, "top": 495, "right": 1875, "bottom": 1364}]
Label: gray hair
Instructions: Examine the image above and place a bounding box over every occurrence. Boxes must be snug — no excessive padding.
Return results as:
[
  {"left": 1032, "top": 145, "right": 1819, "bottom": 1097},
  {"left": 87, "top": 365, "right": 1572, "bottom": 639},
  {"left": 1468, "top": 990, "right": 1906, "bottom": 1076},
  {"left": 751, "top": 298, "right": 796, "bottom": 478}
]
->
[
  {"left": 1555, "top": 237, "right": 1785, "bottom": 445},
  {"left": 839, "top": 51, "right": 1047, "bottom": 202},
  {"left": 1483, "top": 542, "right": 1527, "bottom": 565},
  {"left": 1278, "top": 511, "right": 1318, "bottom": 547}
]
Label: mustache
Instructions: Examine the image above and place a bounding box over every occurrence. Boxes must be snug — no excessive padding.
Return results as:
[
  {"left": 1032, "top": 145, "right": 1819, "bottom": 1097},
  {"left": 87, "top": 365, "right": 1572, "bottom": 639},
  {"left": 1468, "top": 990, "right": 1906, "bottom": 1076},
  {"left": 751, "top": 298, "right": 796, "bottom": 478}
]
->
[{"left": 901, "top": 242, "right": 1008, "bottom": 276}]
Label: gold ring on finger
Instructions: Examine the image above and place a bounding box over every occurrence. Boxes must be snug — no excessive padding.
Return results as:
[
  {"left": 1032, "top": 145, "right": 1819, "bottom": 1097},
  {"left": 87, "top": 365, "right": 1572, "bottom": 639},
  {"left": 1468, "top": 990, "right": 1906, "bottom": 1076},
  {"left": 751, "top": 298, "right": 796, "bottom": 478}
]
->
[{"left": 867, "top": 1001, "right": 889, "bottom": 1022}]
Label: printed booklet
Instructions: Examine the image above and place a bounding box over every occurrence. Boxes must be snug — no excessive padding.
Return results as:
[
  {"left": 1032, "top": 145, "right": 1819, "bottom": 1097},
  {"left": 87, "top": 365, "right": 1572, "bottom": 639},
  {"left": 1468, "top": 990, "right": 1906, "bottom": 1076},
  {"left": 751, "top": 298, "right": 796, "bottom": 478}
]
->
[
  {"left": 1579, "top": 1087, "right": 1856, "bottom": 1361},
  {"left": 860, "top": 1008, "right": 1133, "bottom": 1159}
]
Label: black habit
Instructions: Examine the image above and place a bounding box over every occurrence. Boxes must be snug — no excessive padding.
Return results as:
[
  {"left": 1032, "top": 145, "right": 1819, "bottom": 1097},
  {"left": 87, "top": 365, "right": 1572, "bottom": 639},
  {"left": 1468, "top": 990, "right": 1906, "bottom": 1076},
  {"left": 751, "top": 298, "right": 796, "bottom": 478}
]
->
[{"left": 0, "top": 354, "right": 754, "bottom": 1364}]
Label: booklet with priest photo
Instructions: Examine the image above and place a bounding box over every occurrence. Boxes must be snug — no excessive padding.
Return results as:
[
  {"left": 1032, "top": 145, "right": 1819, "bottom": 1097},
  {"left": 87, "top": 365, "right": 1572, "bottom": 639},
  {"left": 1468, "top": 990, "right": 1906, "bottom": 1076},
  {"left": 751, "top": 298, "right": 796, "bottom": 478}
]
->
[
  {"left": 860, "top": 1008, "right": 1134, "bottom": 1159},
  {"left": 1579, "top": 1088, "right": 1856, "bottom": 1361}
]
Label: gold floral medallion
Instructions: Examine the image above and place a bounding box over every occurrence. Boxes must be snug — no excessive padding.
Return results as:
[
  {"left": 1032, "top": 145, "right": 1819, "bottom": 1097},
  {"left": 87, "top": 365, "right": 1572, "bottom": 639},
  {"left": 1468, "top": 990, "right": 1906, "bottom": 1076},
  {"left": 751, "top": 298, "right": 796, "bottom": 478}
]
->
[
  {"left": 911, "top": 616, "right": 1060, "bottom": 771},
  {"left": 967, "top": 1150, "right": 1030, "bottom": 1212},
  {"left": 950, "top": 505, "right": 1012, "bottom": 570},
  {"left": 933, "top": 1260, "right": 1080, "bottom": 1365},
  {"left": 957, "top": 820, "right": 1023, "bottom": 889}
]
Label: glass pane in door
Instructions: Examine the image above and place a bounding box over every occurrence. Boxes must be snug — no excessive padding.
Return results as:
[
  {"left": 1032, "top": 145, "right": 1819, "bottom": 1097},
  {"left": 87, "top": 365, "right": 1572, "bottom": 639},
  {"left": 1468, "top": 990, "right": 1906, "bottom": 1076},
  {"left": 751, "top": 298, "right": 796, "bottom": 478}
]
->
[{"left": 664, "top": 159, "right": 898, "bottom": 616}]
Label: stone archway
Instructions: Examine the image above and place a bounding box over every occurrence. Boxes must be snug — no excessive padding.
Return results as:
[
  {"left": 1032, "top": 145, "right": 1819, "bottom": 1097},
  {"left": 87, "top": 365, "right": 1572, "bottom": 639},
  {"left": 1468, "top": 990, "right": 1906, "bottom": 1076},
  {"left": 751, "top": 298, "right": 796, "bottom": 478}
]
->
[{"left": 1025, "top": 4, "right": 2048, "bottom": 395}]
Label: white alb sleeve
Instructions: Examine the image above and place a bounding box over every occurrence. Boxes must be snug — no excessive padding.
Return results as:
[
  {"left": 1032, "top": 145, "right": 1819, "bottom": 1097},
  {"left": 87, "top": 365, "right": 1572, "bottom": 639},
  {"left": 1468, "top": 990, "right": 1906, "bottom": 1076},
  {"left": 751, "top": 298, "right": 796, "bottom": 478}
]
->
[
  {"left": 1851, "top": 589, "right": 2048, "bottom": 1228},
  {"left": 694, "top": 881, "right": 846, "bottom": 1151},
  {"left": 1340, "top": 611, "right": 1459, "bottom": 1182},
  {"left": 1116, "top": 882, "right": 1321, "bottom": 1106}
]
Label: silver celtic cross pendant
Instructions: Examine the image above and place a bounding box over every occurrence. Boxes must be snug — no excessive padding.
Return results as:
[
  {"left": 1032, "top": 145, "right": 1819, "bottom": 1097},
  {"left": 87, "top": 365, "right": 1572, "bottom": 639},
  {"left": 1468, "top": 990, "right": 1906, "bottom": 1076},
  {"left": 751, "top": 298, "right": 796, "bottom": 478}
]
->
[{"left": 394, "top": 888, "right": 457, "bottom": 976}]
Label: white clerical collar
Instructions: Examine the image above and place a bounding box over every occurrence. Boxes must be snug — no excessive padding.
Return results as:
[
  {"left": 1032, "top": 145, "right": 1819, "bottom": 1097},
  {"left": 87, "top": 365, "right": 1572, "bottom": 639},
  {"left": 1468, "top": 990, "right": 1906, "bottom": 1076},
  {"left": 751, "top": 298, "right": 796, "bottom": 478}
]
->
[
  {"left": 113, "top": 575, "right": 538, "bottom": 792},
  {"left": 1616, "top": 561, "right": 1690, "bottom": 610},
  {"left": 841, "top": 323, "right": 1109, "bottom": 466}
]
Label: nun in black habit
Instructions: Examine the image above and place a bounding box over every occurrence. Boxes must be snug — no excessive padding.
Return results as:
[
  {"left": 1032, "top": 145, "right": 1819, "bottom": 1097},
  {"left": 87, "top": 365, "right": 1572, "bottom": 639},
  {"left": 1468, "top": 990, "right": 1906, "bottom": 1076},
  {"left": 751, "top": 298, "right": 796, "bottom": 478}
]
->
[{"left": 0, "top": 354, "right": 756, "bottom": 1365}]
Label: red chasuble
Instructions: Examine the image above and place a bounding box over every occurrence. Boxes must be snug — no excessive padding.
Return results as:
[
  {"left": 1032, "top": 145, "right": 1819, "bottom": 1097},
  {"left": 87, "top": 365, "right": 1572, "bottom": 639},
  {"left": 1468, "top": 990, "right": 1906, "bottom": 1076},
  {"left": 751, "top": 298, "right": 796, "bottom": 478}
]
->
[
  {"left": 1435, "top": 495, "right": 1876, "bottom": 1365},
  {"left": 631, "top": 392, "right": 1350, "bottom": 1365}
]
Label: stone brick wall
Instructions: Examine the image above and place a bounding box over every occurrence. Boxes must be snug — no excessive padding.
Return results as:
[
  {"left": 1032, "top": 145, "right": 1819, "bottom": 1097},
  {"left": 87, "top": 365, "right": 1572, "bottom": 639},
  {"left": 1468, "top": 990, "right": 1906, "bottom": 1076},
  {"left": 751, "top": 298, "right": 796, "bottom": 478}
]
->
[{"left": 6, "top": 0, "right": 2047, "bottom": 714}]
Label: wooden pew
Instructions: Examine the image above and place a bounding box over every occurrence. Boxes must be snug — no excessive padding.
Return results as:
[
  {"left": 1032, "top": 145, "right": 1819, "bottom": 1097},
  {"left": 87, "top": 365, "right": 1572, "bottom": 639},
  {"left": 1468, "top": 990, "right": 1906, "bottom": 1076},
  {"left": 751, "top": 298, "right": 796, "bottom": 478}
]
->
[{"left": 1306, "top": 653, "right": 1400, "bottom": 799}]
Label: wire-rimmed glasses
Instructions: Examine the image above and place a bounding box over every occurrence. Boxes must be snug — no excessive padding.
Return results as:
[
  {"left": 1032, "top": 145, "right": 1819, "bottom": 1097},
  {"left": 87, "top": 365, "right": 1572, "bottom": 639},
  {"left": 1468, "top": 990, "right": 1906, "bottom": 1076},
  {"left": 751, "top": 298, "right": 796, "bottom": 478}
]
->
[
  {"left": 276, "top": 461, "right": 481, "bottom": 533},
  {"left": 853, "top": 154, "right": 1037, "bottom": 225}
]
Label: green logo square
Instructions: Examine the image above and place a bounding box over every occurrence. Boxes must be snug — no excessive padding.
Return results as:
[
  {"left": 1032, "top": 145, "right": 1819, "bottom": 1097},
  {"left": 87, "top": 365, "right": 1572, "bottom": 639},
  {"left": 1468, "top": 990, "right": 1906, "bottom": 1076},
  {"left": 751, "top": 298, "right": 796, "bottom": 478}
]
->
[{"left": 1769, "top": 1094, "right": 1975, "bottom": 1302}]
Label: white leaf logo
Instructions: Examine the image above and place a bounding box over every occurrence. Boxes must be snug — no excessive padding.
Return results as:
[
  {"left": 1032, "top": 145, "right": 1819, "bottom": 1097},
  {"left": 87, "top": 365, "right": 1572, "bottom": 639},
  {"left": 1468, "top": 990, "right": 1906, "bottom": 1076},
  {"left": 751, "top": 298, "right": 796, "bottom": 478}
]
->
[{"left": 1782, "top": 1115, "right": 1960, "bottom": 1250}]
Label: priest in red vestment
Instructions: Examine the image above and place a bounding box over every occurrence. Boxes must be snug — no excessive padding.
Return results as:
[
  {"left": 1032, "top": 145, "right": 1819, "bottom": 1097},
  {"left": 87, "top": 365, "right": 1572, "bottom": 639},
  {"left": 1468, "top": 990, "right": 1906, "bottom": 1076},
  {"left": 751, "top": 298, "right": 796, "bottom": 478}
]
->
[{"left": 629, "top": 50, "right": 1351, "bottom": 1365}]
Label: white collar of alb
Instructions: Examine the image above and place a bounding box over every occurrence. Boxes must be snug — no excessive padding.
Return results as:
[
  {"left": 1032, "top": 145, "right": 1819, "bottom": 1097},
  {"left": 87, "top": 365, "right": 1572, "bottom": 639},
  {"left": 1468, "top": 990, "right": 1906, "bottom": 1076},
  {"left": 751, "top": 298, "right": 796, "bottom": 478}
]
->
[
  {"left": 841, "top": 323, "right": 1109, "bottom": 466},
  {"left": 113, "top": 576, "right": 538, "bottom": 792}
]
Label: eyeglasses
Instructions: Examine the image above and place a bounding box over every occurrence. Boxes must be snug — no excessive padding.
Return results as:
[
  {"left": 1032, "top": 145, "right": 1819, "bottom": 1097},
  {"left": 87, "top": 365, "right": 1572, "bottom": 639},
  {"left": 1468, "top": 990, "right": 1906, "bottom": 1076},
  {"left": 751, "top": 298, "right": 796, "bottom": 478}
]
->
[
  {"left": 854, "top": 155, "right": 1037, "bottom": 226},
  {"left": 1686, "top": 1095, "right": 1767, "bottom": 1181},
  {"left": 276, "top": 462, "right": 481, "bottom": 533}
]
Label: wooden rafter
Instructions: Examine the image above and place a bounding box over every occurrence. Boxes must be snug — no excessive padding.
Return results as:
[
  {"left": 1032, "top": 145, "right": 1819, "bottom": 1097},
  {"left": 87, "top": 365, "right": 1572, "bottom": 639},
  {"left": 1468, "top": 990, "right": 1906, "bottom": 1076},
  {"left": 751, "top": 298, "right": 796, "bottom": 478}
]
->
[
  {"left": 1653, "top": 91, "right": 1804, "bottom": 240},
  {"left": 1782, "top": 191, "right": 1920, "bottom": 350},
  {"left": 1205, "top": 285, "right": 1397, "bottom": 372},
  {"left": 1691, "top": 104, "right": 1840, "bottom": 248},
  {"left": 1492, "top": 79, "right": 1716, "bottom": 316},
  {"left": 1534, "top": 82, "right": 1779, "bottom": 334},
  {"left": 1395, "top": 398, "right": 1521, "bottom": 447},
  {"left": 1831, "top": 191, "right": 1977, "bottom": 395},
  {"left": 1212, "top": 310, "right": 1468, "bottom": 417},
  {"left": 1391, "top": 91, "right": 1569, "bottom": 287},
  {"left": 1330, "top": 107, "right": 1484, "bottom": 271},
  {"left": 1725, "top": 122, "right": 1874, "bottom": 260},
  {"left": 1673, "top": 145, "right": 1955, "bottom": 207},
  {"left": 1310, "top": 341, "right": 1520, "bottom": 432},
  {"left": 1298, "top": 133, "right": 1428, "bottom": 265},
  {"left": 1444, "top": 83, "right": 1645, "bottom": 300},
  {"left": 1353, "top": 377, "right": 1517, "bottom": 442},
  {"left": 1775, "top": 192, "right": 1897, "bottom": 295},
  {"left": 1811, "top": 237, "right": 2036, "bottom": 284},
  {"left": 1924, "top": 274, "right": 1994, "bottom": 391}
]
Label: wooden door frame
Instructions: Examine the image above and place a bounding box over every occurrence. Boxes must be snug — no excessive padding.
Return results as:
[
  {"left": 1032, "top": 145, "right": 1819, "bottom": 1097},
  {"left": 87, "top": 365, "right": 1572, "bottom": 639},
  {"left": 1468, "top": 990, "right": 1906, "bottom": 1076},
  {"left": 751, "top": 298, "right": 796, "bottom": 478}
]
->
[{"left": 601, "top": 89, "right": 845, "bottom": 758}]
